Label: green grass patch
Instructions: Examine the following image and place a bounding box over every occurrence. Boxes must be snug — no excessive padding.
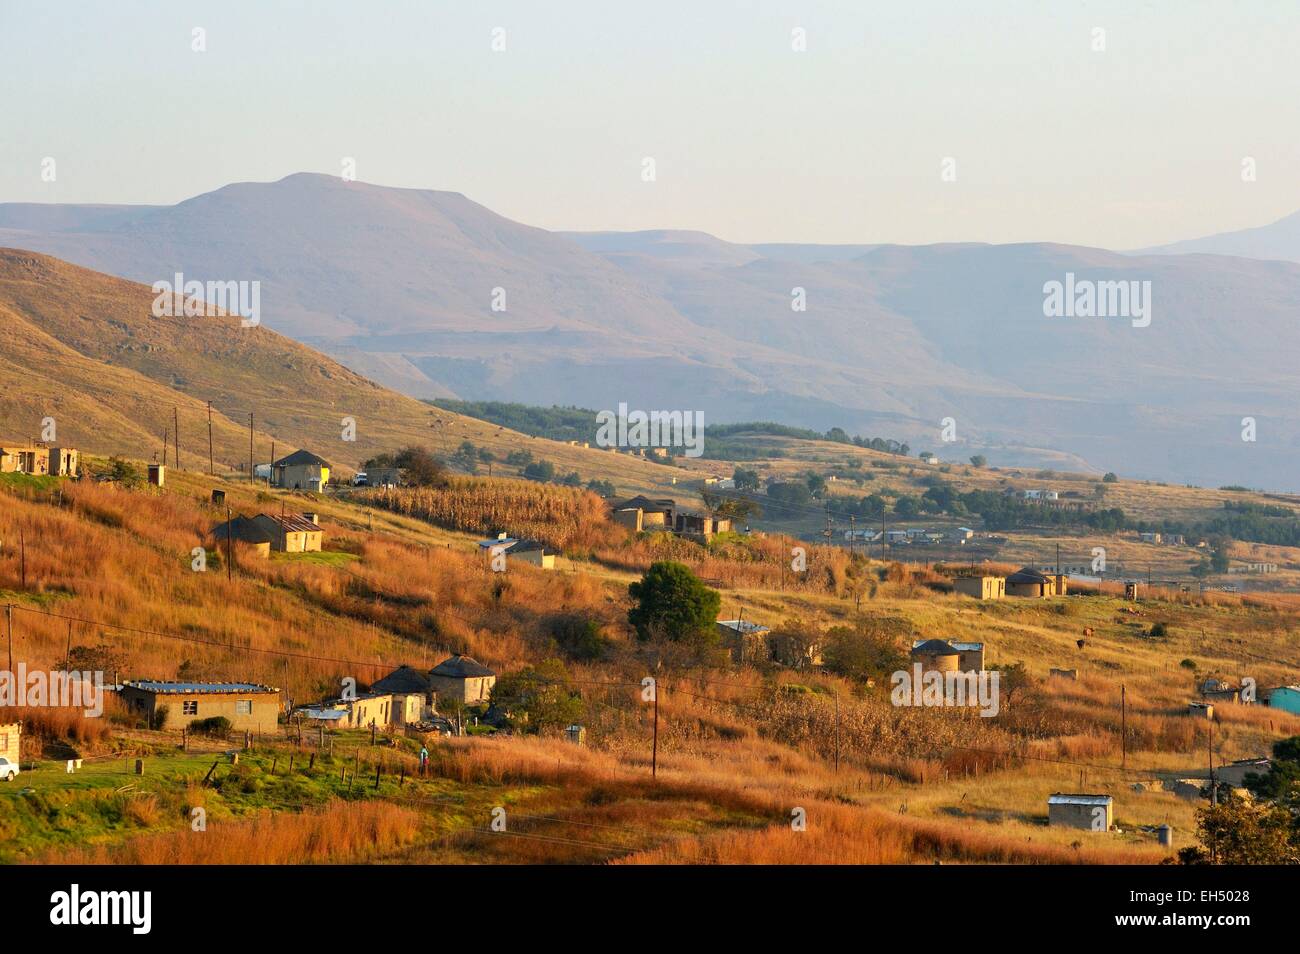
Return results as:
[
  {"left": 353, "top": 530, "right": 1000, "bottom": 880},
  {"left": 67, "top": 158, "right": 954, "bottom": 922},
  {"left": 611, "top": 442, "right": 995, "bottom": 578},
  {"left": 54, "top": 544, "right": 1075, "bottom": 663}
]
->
[{"left": 270, "top": 550, "right": 360, "bottom": 567}]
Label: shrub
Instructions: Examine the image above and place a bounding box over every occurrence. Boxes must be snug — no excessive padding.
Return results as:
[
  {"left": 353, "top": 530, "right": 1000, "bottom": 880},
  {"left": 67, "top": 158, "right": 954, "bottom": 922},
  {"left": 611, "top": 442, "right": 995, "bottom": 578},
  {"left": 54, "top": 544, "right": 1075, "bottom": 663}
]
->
[{"left": 190, "top": 716, "right": 232, "bottom": 736}]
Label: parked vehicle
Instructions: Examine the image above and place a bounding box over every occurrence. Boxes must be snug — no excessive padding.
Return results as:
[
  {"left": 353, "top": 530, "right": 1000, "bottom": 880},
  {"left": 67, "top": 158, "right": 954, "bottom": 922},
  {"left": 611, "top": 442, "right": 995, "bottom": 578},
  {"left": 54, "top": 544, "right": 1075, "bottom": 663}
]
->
[
  {"left": 352, "top": 472, "right": 368, "bottom": 487},
  {"left": 0, "top": 757, "right": 19, "bottom": 781}
]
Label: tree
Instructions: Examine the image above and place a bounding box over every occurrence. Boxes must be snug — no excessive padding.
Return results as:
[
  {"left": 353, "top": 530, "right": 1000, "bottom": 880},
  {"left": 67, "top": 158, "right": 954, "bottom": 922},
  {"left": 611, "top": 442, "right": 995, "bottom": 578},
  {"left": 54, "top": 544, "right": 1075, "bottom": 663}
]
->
[
  {"left": 969, "top": 455, "right": 987, "bottom": 468},
  {"left": 733, "top": 467, "right": 760, "bottom": 491},
  {"left": 766, "top": 481, "right": 813, "bottom": 509},
  {"left": 627, "top": 561, "right": 721, "bottom": 647},
  {"left": 523, "top": 460, "right": 556, "bottom": 481},
  {"left": 489, "top": 659, "right": 586, "bottom": 733},
  {"left": 702, "top": 490, "right": 761, "bottom": 522},
  {"left": 1176, "top": 798, "right": 1300, "bottom": 864},
  {"left": 1102, "top": 472, "right": 1118, "bottom": 483},
  {"left": 1245, "top": 735, "right": 1300, "bottom": 807},
  {"left": 892, "top": 495, "right": 921, "bottom": 518},
  {"left": 822, "top": 622, "right": 907, "bottom": 682},
  {"left": 106, "top": 457, "right": 144, "bottom": 488},
  {"left": 394, "top": 446, "right": 447, "bottom": 487}
]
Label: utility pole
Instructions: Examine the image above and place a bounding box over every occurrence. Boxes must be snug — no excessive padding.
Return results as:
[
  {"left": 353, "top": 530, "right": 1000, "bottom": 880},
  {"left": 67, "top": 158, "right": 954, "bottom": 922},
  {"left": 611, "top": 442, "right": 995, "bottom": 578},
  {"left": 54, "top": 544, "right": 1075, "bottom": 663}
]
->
[
  {"left": 162, "top": 427, "right": 169, "bottom": 468},
  {"left": 834, "top": 690, "right": 841, "bottom": 774},
  {"left": 248, "top": 413, "right": 254, "bottom": 484},
  {"left": 65, "top": 619, "right": 72, "bottom": 672},
  {"left": 5, "top": 604, "right": 12, "bottom": 673},
  {"left": 269, "top": 441, "right": 275, "bottom": 489},
  {"left": 651, "top": 685, "right": 659, "bottom": 779},
  {"left": 225, "top": 505, "right": 234, "bottom": 581},
  {"left": 19, "top": 529, "right": 26, "bottom": 590},
  {"left": 1209, "top": 721, "right": 1217, "bottom": 808},
  {"left": 207, "top": 401, "right": 215, "bottom": 476},
  {"left": 1120, "top": 684, "right": 1127, "bottom": 769},
  {"left": 849, "top": 515, "right": 855, "bottom": 557},
  {"left": 174, "top": 406, "right": 180, "bottom": 470}
]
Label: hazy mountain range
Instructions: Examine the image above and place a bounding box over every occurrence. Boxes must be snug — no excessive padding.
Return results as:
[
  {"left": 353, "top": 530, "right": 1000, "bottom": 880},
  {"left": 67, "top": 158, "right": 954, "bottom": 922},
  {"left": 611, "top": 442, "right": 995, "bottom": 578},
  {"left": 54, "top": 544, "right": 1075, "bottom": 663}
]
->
[{"left": 2, "top": 173, "right": 1299, "bottom": 489}]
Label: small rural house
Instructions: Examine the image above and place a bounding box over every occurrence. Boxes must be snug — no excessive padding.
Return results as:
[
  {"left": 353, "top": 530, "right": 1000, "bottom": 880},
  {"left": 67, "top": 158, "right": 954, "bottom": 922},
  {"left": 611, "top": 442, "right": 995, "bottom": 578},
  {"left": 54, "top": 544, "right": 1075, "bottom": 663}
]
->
[
  {"left": 1047, "top": 793, "right": 1113, "bottom": 831},
  {"left": 911, "top": 639, "right": 983, "bottom": 672},
  {"left": 428, "top": 655, "right": 497, "bottom": 705},
  {"left": 271, "top": 449, "right": 331, "bottom": 491},
  {"left": 953, "top": 575, "right": 1005, "bottom": 600},
  {"left": 0, "top": 444, "right": 49, "bottom": 475},
  {"left": 148, "top": 463, "right": 165, "bottom": 486},
  {"left": 1199, "top": 678, "right": 1243, "bottom": 704},
  {"left": 675, "top": 511, "right": 731, "bottom": 539},
  {"left": 209, "top": 513, "right": 323, "bottom": 555},
  {"left": 509, "top": 539, "right": 556, "bottom": 569},
  {"left": 717, "top": 619, "right": 771, "bottom": 665},
  {"left": 0, "top": 721, "right": 18, "bottom": 765},
  {"left": 254, "top": 513, "right": 323, "bottom": 552},
  {"left": 768, "top": 630, "right": 824, "bottom": 669},
  {"left": 119, "top": 680, "right": 281, "bottom": 732},
  {"left": 208, "top": 515, "right": 275, "bottom": 557},
  {"left": 1265, "top": 685, "right": 1300, "bottom": 715},
  {"left": 609, "top": 495, "right": 676, "bottom": 531},
  {"left": 1188, "top": 701, "right": 1214, "bottom": 719},
  {"left": 294, "top": 692, "right": 401, "bottom": 730},
  {"left": 370, "top": 664, "right": 438, "bottom": 714},
  {"left": 49, "top": 446, "right": 79, "bottom": 477},
  {"left": 1005, "top": 567, "right": 1065, "bottom": 597},
  {"left": 910, "top": 639, "right": 960, "bottom": 673}
]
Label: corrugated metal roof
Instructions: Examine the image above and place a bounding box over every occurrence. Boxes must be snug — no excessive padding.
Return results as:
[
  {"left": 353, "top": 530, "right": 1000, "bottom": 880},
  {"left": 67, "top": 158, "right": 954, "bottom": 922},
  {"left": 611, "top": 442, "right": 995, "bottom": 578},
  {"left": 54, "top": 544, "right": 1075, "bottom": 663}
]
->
[
  {"left": 125, "top": 680, "right": 279, "bottom": 695},
  {"left": 913, "top": 639, "right": 983, "bottom": 652},
  {"left": 717, "top": 619, "right": 770, "bottom": 634},
  {"left": 264, "top": 513, "right": 321, "bottom": 533},
  {"left": 299, "top": 708, "right": 348, "bottom": 720},
  {"left": 1048, "top": 793, "right": 1112, "bottom": 806}
]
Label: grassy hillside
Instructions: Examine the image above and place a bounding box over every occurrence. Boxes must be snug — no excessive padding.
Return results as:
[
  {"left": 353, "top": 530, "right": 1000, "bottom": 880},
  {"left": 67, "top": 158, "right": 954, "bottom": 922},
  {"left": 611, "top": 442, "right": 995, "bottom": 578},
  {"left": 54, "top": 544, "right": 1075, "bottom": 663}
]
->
[
  {"left": 4, "top": 461, "right": 1299, "bottom": 865},
  {"left": 0, "top": 248, "right": 693, "bottom": 499}
]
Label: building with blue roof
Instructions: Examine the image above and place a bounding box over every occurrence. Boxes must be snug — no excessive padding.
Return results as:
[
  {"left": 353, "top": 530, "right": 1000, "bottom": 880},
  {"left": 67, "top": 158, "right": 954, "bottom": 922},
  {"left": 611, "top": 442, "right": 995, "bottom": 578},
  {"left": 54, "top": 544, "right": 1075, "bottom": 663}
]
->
[{"left": 119, "top": 680, "right": 281, "bottom": 733}]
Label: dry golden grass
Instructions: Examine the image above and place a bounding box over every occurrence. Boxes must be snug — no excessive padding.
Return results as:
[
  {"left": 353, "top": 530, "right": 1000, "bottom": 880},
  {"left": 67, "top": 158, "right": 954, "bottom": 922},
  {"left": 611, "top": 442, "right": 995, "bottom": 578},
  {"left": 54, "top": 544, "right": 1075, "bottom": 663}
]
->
[{"left": 45, "top": 799, "right": 422, "bottom": 865}]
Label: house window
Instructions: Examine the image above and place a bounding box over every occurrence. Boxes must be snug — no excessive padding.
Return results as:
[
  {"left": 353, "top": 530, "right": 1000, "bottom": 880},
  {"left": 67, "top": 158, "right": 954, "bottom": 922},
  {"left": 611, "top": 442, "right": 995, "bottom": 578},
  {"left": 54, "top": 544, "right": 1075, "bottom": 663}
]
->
[
  {"left": 0, "top": 733, "right": 7, "bottom": 749},
  {"left": 235, "top": 700, "right": 253, "bottom": 715},
  {"left": 182, "top": 701, "right": 199, "bottom": 715}
]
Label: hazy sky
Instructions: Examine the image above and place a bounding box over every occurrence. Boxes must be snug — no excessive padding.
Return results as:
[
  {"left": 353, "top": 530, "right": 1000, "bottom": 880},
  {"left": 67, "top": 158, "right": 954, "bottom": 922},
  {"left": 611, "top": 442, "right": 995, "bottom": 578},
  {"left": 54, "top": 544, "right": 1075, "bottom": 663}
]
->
[{"left": 3, "top": 0, "right": 1298, "bottom": 247}]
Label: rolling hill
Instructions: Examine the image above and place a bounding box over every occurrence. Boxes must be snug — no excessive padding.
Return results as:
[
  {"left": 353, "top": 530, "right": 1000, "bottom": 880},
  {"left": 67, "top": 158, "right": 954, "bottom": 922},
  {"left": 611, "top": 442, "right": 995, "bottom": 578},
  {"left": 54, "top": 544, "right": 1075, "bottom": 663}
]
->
[
  {"left": 0, "top": 248, "right": 690, "bottom": 497},
  {"left": 4, "top": 174, "right": 1300, "bottom": 488}
]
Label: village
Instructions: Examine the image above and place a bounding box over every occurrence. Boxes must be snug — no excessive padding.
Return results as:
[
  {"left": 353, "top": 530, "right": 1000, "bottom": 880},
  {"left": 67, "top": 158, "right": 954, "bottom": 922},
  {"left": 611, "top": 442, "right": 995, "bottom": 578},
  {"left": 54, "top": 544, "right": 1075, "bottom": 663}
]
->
[{"left": 3, "top": 427, "right": 1300, "bottom": 865}]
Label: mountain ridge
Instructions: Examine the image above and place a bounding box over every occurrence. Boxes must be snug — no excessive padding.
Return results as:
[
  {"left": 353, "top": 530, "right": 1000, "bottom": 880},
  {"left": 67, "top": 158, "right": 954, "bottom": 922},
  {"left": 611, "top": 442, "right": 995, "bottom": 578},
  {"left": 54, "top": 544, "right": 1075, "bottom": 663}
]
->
[{"left": 3, "top": 174, "right": 1299, "bottom": 488}]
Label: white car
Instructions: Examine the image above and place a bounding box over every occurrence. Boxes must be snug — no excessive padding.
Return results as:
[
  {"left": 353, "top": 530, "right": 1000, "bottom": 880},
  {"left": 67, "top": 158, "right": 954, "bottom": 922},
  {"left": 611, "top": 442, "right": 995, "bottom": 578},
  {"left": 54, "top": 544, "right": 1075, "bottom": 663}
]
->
[
  {"left": 0, "top": 757, "right": 18, "bottom": 781},
  {"left": 352, "top": 472, "right": 368, "bottom": 487}
]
